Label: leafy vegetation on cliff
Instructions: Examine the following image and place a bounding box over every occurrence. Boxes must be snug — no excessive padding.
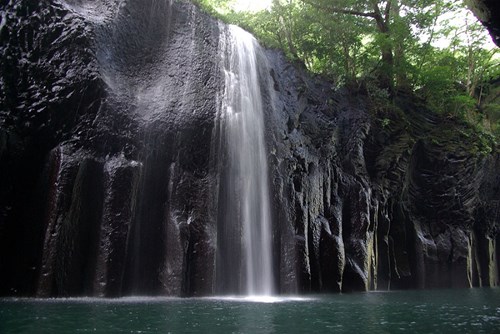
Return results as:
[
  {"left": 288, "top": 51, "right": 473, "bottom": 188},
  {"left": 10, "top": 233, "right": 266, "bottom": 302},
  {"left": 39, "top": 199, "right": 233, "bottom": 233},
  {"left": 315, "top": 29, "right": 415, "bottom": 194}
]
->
[{"left": 195, "top": 0, "right": 500, "bottom": 141}]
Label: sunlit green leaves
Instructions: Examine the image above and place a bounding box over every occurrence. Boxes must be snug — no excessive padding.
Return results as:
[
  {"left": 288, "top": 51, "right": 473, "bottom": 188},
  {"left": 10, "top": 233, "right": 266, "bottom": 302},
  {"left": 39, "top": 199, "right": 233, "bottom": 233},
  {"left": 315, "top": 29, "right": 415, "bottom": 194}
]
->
[{"left": 195, "top": 0, "right": 499, "bottom": 137}]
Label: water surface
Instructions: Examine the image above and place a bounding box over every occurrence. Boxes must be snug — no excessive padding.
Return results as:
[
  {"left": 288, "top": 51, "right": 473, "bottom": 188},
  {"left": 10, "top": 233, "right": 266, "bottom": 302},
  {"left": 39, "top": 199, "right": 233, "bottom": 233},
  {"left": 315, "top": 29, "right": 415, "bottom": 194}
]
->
[{"left": 1, "top": 289, "right": 499, "bottom": 333}]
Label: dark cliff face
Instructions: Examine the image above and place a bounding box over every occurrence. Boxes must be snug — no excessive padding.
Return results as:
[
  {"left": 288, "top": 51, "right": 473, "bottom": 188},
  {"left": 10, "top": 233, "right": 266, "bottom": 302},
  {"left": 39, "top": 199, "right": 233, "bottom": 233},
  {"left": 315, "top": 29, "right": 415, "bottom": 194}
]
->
[
  {"left": 1, "top": 0, "right": 221, "bottom": 297},
  {"left": 0, "top": 0, "right": 498, "bottom": 297},
  {"left": 466, "top": 0, "right": 500, "bottom": 46},
  {"left": 264, "top": 52, "right": 499, "bottom": 292}
]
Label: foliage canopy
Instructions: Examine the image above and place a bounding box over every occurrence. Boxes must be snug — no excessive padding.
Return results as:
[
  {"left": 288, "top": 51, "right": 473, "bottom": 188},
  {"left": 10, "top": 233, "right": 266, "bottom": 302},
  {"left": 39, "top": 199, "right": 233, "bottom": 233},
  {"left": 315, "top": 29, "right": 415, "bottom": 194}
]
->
[{"left": 195, "top": 0, "right": 500, "bottom": 137}]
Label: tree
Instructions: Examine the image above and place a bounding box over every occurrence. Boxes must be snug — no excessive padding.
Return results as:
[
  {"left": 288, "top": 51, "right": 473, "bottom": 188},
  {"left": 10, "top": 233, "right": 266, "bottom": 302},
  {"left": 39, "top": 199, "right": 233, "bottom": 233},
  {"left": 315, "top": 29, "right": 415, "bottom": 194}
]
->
[
  {"left": 300, "top": 0, "right": 448, "bottom": 93},
  {"left": 197, "top": 0, "right": 500, "bottom": 134}
]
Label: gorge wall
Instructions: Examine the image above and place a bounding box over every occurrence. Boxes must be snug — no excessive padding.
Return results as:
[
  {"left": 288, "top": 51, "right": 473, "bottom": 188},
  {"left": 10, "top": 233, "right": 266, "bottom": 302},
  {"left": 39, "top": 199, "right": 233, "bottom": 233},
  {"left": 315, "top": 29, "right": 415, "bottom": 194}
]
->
[
  {"left": 466, "top": 0, "right": 500, "bottom": 46},
  {"left": 0, "top": 0, "right": 498, "bottom": 297}
]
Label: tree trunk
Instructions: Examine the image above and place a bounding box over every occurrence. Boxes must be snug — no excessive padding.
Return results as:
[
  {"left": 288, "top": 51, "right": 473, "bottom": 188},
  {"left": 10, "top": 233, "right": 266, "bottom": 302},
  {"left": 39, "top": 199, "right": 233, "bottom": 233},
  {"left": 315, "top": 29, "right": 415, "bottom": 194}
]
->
[
  {"left": 372, "top": 1, "right": 394, "bottom": 93},
  {"left": 392, "top": 0, "right": 410, "bottom": 91}
]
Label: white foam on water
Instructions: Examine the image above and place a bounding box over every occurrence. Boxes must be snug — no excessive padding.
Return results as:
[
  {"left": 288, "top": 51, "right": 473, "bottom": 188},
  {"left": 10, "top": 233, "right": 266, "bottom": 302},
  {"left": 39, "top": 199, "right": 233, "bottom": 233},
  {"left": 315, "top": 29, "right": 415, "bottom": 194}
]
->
[{"left": 205, "top": 295, "right": 315, "bottom": 303}]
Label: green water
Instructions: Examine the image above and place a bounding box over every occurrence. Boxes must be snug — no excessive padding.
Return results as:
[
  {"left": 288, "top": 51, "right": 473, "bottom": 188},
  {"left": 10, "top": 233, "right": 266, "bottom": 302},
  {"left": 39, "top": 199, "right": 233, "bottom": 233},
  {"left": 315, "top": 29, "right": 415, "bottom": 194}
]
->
[{"left": 1, "top": 289, "right": 499, "bottom": 333}]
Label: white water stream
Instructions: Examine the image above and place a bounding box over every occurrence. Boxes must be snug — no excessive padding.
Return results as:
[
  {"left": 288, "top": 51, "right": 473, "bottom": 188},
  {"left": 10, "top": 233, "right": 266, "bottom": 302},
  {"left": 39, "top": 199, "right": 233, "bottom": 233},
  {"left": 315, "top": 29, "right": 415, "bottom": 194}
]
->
[{"left": 219, "top": 25, "right": 273, "bottom": 295}]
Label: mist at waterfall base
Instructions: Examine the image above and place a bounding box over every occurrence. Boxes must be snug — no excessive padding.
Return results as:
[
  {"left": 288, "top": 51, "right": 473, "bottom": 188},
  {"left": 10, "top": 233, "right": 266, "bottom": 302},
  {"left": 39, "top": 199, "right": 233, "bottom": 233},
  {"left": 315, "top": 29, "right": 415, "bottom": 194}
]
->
[{"left": 2, "top": 290, "right": 500, "bottom": 333}]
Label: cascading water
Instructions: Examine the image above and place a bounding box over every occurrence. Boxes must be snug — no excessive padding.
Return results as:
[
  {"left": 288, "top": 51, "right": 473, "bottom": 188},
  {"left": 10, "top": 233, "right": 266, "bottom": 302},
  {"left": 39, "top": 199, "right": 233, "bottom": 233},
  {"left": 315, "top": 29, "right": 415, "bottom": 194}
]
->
[{"left": 216, "top": 25, "right": 274, "bottom": 296}]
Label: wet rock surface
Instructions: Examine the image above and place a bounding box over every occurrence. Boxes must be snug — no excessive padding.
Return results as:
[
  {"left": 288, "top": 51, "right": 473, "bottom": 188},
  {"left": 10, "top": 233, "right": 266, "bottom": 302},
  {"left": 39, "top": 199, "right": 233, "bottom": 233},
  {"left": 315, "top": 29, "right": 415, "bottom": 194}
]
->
[{"left": 0, "top": 0, "right": 498, "bottom": 296}]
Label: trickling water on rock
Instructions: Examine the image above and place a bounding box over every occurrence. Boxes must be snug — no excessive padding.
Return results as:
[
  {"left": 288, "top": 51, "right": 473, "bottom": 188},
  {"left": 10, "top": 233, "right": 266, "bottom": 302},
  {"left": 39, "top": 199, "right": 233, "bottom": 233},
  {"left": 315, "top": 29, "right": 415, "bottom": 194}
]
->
[{"left": 215, "top": 25, "right": 274, "bottom": 296}]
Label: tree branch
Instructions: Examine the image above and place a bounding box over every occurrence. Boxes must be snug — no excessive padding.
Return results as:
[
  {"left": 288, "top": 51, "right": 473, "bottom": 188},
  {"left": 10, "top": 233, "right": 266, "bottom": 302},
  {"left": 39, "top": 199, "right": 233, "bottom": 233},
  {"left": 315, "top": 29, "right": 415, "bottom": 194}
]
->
[
  {"left": 329, "top": 7, "right": 377, "bottom": 18},
  {"left": 302, "top": 0, "right": 377, "bottom": 18},
  {"left": 384, "top": 0, "right": 392, "bottom": 22},
  {"left": 371, "top": 0, "right": 382, "bottom": 18},
  {"left": 370, "top": 0, "right": 387, "bottom": 32}
]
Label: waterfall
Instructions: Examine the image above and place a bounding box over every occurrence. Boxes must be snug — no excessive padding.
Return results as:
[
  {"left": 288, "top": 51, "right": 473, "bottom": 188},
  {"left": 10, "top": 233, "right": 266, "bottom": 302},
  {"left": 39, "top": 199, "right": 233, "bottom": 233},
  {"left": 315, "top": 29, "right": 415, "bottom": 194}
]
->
[{"left": 216, "top": 25, "right": 274, "bottom": 296}]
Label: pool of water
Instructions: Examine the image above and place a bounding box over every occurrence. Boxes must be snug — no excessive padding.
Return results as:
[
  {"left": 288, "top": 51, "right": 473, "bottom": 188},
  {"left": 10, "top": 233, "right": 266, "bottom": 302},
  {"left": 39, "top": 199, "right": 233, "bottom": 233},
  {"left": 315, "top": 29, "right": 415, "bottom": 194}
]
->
[{"left": 1, "top": 289, "right": 499, "bottom": 333}]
